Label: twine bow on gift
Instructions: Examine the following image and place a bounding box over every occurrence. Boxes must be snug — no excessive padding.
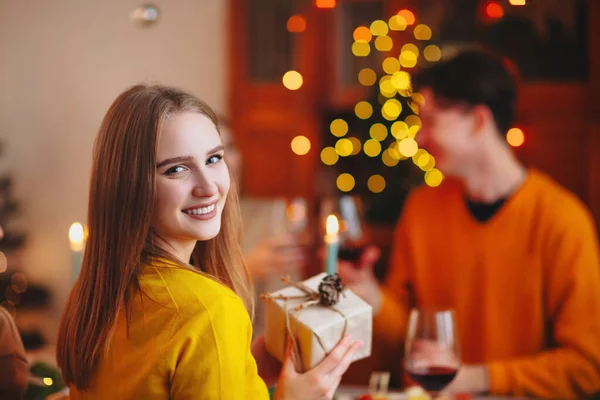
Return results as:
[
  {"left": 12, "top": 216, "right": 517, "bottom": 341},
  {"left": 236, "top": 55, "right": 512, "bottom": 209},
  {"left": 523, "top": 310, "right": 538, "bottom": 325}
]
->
[{"left": 260, "top": 274, "right": 349, "bottom": 372}]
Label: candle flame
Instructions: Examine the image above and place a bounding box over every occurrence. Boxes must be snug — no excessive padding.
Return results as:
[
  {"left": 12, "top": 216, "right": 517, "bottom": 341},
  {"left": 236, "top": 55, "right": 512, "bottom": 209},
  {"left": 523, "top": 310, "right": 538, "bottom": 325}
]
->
[
  {"left": 326, "top": 215, "right": 339, "bottom": 235},
  {"left": 69, "top": 222, "right": 85, "bottom": 251}
]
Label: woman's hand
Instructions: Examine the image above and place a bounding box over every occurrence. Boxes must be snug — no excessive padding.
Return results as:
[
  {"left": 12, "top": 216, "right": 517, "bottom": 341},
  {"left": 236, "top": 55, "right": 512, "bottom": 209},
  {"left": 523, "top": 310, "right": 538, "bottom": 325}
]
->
[{"left": 274, "top": 334, "right": 363, "bottom": 400}]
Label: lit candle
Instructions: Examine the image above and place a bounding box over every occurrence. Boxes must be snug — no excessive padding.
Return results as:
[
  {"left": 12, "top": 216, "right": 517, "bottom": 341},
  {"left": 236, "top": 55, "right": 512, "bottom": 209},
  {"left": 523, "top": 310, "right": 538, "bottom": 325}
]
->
[
  {"left": 324, "top": 214, "right": 339, "bottom": 275},
  {"left": 69, "top": 222, "right": 85, "bottom": 281}
]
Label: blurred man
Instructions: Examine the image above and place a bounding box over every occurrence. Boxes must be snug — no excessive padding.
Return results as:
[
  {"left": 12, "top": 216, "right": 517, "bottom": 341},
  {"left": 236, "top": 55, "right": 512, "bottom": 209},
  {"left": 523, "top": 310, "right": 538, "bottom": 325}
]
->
[
  {"left": 340, "top": 49, "right": 600, "bottom": 398},
  {"left": 0, "top": 225, "right": 29, "bottom": 398}
]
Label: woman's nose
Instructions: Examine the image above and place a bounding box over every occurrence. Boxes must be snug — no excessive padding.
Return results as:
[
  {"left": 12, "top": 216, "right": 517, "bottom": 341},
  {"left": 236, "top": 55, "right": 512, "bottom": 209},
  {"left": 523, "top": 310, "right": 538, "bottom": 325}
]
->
[{"left": 191, "top": 172, "right": 218, "bottom": 198}]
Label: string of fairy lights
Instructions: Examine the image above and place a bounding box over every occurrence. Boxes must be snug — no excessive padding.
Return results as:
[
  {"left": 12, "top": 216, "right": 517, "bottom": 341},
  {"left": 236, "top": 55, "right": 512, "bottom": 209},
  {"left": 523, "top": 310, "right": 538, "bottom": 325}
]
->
[
  {"left": 338, "top": 10, "right": 446, "bottom": 191},
  {"left": 286, "top": 8, "right": 445, "bottom": 194},
  {"left": 284, "top": 4, "right": 526, "bottom": 194}
]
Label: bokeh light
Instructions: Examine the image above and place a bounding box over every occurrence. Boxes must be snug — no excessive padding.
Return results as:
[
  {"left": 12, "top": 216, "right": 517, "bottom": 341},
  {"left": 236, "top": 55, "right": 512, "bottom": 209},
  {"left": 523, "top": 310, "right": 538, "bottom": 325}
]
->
[
  {"left": 382, "top": 99, "right": 402, "bottom": 121},
  {"left": 509, "top": 0, "right": 526, "bottom": 4},
  {"left": 337, "top": 173, "right": 355, "bottom": 192},
  {"left": 382, "top": 57, "right": 401, "bottom": 74},
  {"left": 352, "top": 41, "right": 371, "bottom": 57},
  {"left": 358, "top": 68, "right": 377, "bottom": 86},
  {"left": 348, "top": 137, "right": 362, "bottom": 155},
  {"left": 370, "top": 123, "right": 388, "bottom": 141},
  {"left": 405, "top": 115, "right": 422, "bottom": 129},
  {"left": 375, "top": 36, "right": 393, "bottom": 52},
  {"left": 506, "top": 128, "right": 525, "bottom": 147},
  {"left": 399, "top": 138, "right": 418, "bottom": 157},
  {"left": 364, "top": 139, "right": 382, "bottom": 157},
  {"left": 421, "top": 155, "right": 436, "bottom": 171},
  {"left": 43, "top": 377, "right": 54, "bottom": 386},
  {"left": 414, "top": 24, "right": 432, "bottom": 40},
  {"left": 388, "top": 15, "right": 407, "bottom": 31},
  {"left": 335, "top": 138, "right": 354, "bottom": 157},
  {"left": 485, "top": 2, "right": 504, "bottom": 19},
  {"left": 391, "top": 71, "right": 411, "bottom": 90},
  {"left": 397, "top": 9, "right": 415, "bottom": 25},
  {"left": 382, "top": 148, "right": 400, "bottom": 166},
  {"left": 330, "top": 119, "right": 349, "bottom": 137},
  {"left": 321, "top": 147, "right": 339, "bottom": 165},
  {"left": 291, "top": 135, "right": 311, "bottom": 155},
  {"left": 425, "top": 168, "right": 444, "bottom": 187},
  {"left": 368, "top": 175, "right": 386, "bottom": 193},
  {"left": 355, "top": 101, "right": 373, "bottom": 119},
  {"left": 379, "top": 75, "right": 397, "bottom": 97},
  {"left": 282, "top": 71, "right": 303, "bottom": 90},
  {"left": 287, "top": 15, "right": 306, "bottom": 33},
  {"left": 400, "top": 45, "right": 418, "bottom": 68},
  {"left": 424, "top": 45, "right": 442, "bottom": 62},
  {"left": 353, "top": 26, "right": 372, "bottom": 42},
  {"left": 370, "top": 20, "right": 389, "bottom": 36},
  {"left": 315, "top": 0, "right": 336, "bottom": 8},
  {"left": 391, "top": 121, "right": 409, "bottom": 139}
]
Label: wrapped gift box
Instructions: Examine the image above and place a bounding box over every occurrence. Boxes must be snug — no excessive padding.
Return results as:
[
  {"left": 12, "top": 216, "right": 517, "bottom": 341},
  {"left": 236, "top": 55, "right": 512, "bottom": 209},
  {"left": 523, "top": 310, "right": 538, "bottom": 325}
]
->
[{"left": 262, "top": 273, "right": 372, "bottom": 371}]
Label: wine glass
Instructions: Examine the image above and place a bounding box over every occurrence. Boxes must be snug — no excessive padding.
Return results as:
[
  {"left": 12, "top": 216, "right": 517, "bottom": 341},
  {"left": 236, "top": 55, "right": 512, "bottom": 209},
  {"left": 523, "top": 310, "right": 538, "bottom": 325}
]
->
[{"left": 404, "top": 308, "right": 460, "bottom": 398}]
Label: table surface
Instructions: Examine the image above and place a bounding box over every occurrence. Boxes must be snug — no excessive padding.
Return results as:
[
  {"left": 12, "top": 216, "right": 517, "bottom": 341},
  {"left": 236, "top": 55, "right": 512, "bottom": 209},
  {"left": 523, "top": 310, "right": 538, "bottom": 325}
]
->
[{"left": 335, "top": 385, "right": 531, "bottom": 400}]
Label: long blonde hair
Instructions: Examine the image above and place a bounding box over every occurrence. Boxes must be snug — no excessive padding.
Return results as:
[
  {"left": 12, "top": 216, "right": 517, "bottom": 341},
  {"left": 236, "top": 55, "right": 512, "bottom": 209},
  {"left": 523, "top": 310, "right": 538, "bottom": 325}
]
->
[{"left": 56, "top": 84, "right": 252, "bottom": 389}]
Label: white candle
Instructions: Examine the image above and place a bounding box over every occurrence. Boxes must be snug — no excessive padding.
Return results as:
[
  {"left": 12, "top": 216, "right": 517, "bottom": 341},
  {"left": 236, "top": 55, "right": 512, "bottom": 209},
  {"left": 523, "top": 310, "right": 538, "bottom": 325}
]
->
[
  {"left": 69, "top": 222, "right": 85, "bottom": 281},
  {"left": 324, "top": 215, "right": 339, "bottom": 275}
]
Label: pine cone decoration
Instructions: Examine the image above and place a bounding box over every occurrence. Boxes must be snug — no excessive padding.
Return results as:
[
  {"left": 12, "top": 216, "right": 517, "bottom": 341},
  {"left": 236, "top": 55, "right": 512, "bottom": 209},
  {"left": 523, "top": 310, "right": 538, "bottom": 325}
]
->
[{"left": 318, "top": 273, "right": 344, "bottom": 306}]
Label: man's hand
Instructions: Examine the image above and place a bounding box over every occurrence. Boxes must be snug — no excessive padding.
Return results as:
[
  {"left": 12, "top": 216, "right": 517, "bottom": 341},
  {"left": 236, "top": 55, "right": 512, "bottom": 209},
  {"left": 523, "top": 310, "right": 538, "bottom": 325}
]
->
[
  {"left": 338, "top": 246, "right": 384, "bottom": 313},
  {"left": 443, "top": 365, "right": 490, "bottom": 395}
]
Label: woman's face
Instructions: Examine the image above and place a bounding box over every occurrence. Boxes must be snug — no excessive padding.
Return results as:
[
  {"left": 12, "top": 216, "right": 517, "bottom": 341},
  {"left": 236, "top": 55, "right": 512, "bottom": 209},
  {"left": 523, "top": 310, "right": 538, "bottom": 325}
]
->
[{"left": 152, "top": 112, "right": 230, "bottom": 258}]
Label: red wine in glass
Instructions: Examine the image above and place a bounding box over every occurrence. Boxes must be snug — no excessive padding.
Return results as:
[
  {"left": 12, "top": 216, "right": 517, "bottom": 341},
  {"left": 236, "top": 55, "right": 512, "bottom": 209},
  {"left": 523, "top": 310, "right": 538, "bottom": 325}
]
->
[
  {"left": 406, "top": 365, "right": 458, "bottom": 393},
  {"left": 404, "top": 309, "right": 460, "bottom": 397},
  {"left": 338, "top": 243, "right": 365, "bottom": 263}
]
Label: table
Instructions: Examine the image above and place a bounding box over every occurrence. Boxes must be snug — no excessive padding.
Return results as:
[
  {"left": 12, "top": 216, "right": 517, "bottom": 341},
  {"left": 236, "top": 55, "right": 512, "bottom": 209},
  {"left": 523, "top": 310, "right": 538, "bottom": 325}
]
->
[{"left": 335, "top": 385, "right": 531, "bottom": 399}]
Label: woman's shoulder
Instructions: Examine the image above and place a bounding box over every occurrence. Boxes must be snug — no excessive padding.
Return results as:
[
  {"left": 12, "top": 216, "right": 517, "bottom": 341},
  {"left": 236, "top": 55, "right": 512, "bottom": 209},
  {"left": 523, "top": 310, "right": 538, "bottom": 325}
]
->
[{"left": 140, "top": 260, "right": 243, "bottom": 313}]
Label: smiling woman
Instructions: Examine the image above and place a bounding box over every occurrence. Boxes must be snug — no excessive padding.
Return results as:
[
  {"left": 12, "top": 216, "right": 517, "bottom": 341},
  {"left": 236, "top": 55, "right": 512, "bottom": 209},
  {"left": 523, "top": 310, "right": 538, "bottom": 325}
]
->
[{"left": 55, "top": 84, "right": 362, "bottom": 399}]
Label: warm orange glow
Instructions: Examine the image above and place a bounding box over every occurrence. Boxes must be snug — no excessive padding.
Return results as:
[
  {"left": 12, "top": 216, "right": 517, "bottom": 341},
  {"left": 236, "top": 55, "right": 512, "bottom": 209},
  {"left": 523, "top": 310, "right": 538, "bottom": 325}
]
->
[
  {"left": 282, "top": 70, "right": 303, "bottom": 90},
  {"left": 485, "top": 2, "right": 504, "bottom": 19},
  {"left": 397, "top": 9, "right": 415, "bottom": 25},
  {"left": 506, "top": 128, "right": 525, "bottom": 147},
  {"left": 291, "top": 135, "right": 311, "bottom": 155},
  {"left": 69, "top": 222, "right": 85, "bottom": 251},
  {"left": 353, "top": 26, "right": 372, "bottom": 42},
  {"left": 336, "top": 173, "right": 355, "bottom": 192},
  {"left": 368, "top": 175, "right": 386, "bottom": 193},
  {"left": 326, "top": 214, "right": 339, "bottom": 236},
  {"left": 287, "top": 15, "right": 306, "bottom": 33},
  {"left": 508, "top": 0, "right": 526, "bottom": 5},
  {"left": 315, "top": 0, "right": 336, "bottom": 8}
]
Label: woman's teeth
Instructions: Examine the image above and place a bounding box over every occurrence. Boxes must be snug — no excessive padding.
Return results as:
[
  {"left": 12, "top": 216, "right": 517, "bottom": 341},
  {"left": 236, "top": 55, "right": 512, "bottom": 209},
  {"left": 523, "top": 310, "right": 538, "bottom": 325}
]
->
[{"left": 183, "top": 204, "right": 215, "bottom": 215}]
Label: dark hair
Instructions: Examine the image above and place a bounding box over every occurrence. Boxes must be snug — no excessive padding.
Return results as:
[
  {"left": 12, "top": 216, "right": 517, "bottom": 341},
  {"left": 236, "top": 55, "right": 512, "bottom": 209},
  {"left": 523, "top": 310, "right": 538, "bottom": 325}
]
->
[{"left": 413, "top": 48, "right": 517, "bottom": 134}]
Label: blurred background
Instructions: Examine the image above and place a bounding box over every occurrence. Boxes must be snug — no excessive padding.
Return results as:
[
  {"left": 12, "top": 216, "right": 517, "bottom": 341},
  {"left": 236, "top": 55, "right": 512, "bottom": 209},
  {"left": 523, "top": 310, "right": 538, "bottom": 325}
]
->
[{"left": 0, "top": 0, "right": 597, "bottom": 393}]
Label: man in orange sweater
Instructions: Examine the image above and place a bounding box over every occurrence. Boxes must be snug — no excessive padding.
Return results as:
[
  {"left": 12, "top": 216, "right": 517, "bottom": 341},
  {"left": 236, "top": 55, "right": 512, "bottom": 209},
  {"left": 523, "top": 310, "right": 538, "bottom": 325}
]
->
[{"left": 340, "top": 49, "right": 600, "bottom": 398}]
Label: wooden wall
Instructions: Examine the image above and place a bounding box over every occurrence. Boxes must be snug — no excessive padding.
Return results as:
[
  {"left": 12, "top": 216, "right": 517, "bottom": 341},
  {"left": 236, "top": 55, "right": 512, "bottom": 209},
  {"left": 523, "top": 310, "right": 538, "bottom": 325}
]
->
[{"left": 228, "top": 0, "right": 600, "bottom": 229}]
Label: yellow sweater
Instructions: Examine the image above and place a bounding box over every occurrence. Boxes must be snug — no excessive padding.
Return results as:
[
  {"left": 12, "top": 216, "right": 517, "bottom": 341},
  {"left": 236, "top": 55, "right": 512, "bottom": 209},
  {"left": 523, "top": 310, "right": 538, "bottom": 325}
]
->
[
  {"left": 69, "top": 259, "right": 269, "bottom": 399},
  {"left": 375, "top": 169, "right": 600, "bottom": 398}
]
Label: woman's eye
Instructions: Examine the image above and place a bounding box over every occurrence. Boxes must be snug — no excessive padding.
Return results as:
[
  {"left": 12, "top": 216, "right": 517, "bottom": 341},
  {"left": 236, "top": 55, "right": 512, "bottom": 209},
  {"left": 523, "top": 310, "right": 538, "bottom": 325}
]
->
[
  {"left": 207, "top": 154, "right": 223, "bottom": 165},
  {"left": 165, "top": 165, "right": 186, "bottom": 175}
]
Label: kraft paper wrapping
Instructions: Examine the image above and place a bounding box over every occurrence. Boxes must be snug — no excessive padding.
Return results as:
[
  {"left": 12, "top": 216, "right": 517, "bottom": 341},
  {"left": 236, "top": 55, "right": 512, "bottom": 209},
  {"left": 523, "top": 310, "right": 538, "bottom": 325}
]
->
[{"left": 263, "top": 273, "right": 372, "bottom": 371}]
